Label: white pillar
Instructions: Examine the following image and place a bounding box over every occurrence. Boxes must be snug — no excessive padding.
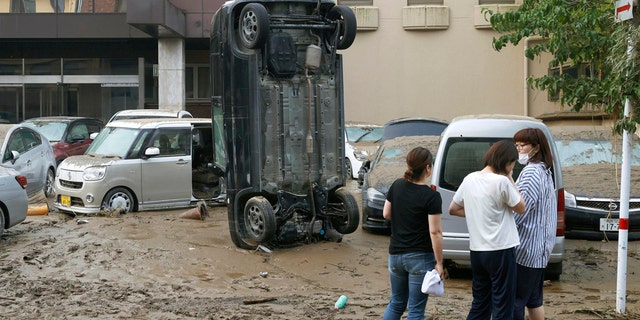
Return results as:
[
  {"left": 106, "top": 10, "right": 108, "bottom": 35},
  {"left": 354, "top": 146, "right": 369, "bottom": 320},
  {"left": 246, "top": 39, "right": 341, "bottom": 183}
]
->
[{"left": 158, "top": 38, "right": 185, "bottom": 112}]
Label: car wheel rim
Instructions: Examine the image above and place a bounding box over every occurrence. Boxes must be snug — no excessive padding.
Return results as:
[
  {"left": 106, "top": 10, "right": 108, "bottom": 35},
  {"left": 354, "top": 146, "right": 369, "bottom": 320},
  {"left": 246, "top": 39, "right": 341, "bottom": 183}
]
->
[
  {"left": 110, "top": 193, "right": 131, "bottom": 211},
  {"left": 246, "top": 205, "right": 265, "bottom": 237}
]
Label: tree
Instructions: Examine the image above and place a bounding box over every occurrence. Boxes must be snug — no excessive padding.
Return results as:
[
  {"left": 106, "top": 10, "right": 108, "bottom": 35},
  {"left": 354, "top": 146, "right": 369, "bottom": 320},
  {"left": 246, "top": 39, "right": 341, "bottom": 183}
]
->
[{"left": 485, "top": 0, "right": 639, "bottom": 133}]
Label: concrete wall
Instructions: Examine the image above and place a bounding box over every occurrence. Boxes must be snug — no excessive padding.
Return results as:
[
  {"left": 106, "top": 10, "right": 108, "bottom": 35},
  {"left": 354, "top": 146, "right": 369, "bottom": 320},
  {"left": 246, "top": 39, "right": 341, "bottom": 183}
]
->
[{"left": 341, "top": 0, "right": 560, "bottom": 124}]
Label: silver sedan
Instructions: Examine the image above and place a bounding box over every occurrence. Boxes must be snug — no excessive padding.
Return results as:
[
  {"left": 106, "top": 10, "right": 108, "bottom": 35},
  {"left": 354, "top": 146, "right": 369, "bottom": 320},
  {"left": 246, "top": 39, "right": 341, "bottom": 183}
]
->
[{"left": 0, "top": 165, "right": 28, "bottom": 236}]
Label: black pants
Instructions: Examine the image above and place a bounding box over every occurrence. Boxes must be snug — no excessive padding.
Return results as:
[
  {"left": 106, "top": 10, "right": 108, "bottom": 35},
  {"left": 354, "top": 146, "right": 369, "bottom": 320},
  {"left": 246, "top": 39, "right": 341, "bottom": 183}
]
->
[{"left": 467, "top": 247, "right": 517, "bottom": 320}]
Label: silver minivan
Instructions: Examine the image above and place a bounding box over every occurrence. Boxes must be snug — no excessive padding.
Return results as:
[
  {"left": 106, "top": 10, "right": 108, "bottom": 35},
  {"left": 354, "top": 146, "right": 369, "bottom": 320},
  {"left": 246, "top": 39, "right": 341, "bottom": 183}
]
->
[
  {"left": 431, "top": 114, "right": 565, "bottom": 279},
  {"left": 53, "top": 118, "right": 224, "bottom": 215}
]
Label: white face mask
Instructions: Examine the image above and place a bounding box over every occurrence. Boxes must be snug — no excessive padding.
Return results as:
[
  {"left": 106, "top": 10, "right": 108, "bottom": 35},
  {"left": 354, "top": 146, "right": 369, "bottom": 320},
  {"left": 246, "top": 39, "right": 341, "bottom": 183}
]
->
[{"left": 518, "top": 153, "right": 529, "bottom": 165}]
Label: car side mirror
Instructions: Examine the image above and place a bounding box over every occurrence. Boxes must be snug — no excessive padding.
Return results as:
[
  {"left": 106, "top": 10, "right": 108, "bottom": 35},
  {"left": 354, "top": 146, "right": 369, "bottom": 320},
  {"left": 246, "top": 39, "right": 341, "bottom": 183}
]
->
[
  {"left": 10, "top": 150, "right": 20, "bottom": 163},
  {"left": 144, "top": 147, "right": 160, "bottom": 158}
]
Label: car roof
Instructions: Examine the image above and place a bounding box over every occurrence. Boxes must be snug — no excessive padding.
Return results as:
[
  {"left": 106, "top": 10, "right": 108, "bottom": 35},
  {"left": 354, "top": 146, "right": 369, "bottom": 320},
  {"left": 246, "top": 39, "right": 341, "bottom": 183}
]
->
[
  {"left": 443, "top": 114, "right": 547, "bottom": 138},
  {"left": 108, "top": 109, "right": 193, "bottom": 122},
  {"left": 382, "top": 117, "right": 449, "bottom": 140},
  {"left": 22, "top": 116, "right": 100, "bottom": 123},
  {"left": 106, "top": 117, "right": 211, "bottom": 129}
]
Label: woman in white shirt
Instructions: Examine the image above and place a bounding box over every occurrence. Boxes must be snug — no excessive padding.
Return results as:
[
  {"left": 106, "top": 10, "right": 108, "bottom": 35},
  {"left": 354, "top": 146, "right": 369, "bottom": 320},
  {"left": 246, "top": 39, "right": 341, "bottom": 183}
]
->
[{"left": 449, "top": 139, "right": 525, "bottom": 320}]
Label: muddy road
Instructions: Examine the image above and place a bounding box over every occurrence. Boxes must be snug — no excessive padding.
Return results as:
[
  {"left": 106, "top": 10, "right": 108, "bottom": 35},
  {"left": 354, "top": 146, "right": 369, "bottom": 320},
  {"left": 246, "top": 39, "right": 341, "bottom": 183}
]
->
[{"left": 1, "top": 186, "right": 640, "bottom": 319}]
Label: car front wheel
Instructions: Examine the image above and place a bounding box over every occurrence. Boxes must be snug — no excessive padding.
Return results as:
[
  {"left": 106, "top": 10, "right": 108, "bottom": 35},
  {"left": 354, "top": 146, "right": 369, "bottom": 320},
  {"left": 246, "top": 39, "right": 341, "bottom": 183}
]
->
[
  {"left": 44, "top": 168, "right": 55, "bottom": 198},
  {"left": 103, "top": 188, "right": 136, "bottom": 213}
]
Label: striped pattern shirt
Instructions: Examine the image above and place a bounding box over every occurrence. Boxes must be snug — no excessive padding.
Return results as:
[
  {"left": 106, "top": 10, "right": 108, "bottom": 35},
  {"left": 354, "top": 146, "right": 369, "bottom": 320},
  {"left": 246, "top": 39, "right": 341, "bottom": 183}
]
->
[{"left": 514, "top": 162, "right": 557, "bottom": 268}]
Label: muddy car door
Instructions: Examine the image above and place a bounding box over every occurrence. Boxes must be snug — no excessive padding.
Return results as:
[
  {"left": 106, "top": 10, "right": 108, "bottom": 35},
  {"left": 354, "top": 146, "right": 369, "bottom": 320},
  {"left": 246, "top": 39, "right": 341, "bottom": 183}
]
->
[{"left": 140, "top": 127, "right": 191, "bottom": 207}]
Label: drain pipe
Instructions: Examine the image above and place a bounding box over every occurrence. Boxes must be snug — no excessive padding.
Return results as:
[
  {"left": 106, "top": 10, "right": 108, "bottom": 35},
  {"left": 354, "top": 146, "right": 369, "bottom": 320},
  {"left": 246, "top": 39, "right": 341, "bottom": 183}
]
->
[{"left": 523, "top": 36, "right": 543, "bottom": 117}]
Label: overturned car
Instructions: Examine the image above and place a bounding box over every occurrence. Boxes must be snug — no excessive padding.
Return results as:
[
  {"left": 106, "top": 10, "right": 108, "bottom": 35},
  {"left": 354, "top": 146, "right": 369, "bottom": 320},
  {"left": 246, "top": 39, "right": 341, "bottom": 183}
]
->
[{"left": 209, "top": 0, "right": 359, "bottom": 249}]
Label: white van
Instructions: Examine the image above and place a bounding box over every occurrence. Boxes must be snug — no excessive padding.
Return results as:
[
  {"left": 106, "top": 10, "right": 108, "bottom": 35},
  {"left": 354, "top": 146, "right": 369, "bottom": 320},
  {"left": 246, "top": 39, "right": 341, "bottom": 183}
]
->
[{"left": 431, "top": 114, "right": 565, "bottom": 279}]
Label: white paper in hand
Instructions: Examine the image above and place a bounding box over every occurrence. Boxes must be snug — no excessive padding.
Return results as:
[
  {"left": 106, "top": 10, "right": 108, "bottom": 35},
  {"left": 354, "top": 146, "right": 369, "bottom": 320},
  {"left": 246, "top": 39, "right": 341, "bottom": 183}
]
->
[{"left": 421, "top": 269, "right": 444, "bottom": 296}]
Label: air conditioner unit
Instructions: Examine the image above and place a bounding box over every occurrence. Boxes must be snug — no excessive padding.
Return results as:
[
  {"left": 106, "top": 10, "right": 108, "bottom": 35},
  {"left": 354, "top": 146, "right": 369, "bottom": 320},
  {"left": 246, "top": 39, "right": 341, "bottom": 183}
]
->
[
  {"left": 353, "top": 6, "right": 379, "bottom": 31},
  {"left": 402, "top": 6, "right": 450, "bottom": 30}
]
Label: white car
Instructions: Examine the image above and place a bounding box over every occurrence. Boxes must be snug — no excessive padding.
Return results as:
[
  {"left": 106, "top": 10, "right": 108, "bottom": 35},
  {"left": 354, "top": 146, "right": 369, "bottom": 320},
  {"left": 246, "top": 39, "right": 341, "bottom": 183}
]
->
[
  {"left": 0, "top": 165, "right": 28, "bottom": 236},
  {"left": 431, "top": 114, "right": 565, "bottom": 280},
  {"left": 54, "top": 118, "right": 224, "bottom": 215},
  {"left": 344, "top": 122, "right": 383, "bottom": 180},
  {"left": 0, "top": 124, "right": 57, "bottom": 197},
  {"left": 107, "top": 109, "right": 193, "bottom": 123}
]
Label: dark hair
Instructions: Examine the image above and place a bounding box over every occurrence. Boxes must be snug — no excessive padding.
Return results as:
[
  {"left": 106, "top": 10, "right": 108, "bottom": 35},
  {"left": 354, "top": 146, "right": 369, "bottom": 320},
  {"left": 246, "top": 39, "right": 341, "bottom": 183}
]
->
[
  {"left": 404, "top": 147, "right": 433, "bottom": 182},
  {"left": 513, "top": 127, "right": 553, "bottom": 169},
  {"left": 483, "top": 140, "right": 518, "bottom": 175}
]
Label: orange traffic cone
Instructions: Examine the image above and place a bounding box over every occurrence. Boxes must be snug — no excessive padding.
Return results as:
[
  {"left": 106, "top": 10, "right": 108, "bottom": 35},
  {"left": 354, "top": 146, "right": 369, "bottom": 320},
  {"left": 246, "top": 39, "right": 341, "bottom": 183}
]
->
[
  {"left": 179, "top": 201, "right": 209, "bottom": 221},
  {"left": 27, "top": 204, "right": 49, "bottom": 216}
]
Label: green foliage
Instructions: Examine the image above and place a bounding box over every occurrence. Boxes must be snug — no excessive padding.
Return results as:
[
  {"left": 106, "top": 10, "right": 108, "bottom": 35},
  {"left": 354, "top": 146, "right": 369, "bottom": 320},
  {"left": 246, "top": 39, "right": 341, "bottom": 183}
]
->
[{"left": 485, "top": 0, "right": 640, "bottom": 131}]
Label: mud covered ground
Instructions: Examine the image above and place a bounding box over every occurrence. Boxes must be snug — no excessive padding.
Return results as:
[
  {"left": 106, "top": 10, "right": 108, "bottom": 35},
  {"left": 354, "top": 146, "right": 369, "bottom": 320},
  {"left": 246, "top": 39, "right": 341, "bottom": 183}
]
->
[{"left": 1, "top": 184, "right": 640, "bottom": 319}]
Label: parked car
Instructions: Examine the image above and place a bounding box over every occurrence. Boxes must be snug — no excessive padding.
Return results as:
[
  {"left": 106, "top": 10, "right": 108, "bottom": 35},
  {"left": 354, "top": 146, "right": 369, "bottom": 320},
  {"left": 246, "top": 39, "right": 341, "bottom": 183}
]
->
[
  {"left": 53, "top": 118, "right": 223, "bottom": 215},
  {"left": 345, "top": 122, "right": 383, "bottom": 180},
  {"left": 550, "top": 125, "right": 640, "bottom": 240},
  {"left": 0, "top": 124, "right": 56, "bottom": 197},
  {"left": 431, "top": 114, "right": 564, "bottom": 279},
  {"left": 0, "top": 165, "right": 28, "bottom": 236},
  {"left": 361, "top": 135, "right": 441, "bottom": 233},
  {"left": 107, "top": 109, "right": 193, "bottom": 123},
  {"left": 358, "top": 117, "right": 448, "bottom": 185},
  {"left": 22, "top": 116, "right": 104, "bottom": 166}
]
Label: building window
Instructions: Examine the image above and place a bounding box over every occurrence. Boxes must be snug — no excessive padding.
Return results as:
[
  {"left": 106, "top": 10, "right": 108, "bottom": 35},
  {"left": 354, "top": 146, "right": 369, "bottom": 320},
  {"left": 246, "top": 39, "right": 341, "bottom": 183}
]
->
[
  {"left": 547, "top": 63, "right": 592, "bottom": 102},
  {"left": 338, "top": 0, "right": 373, "bottom": 5},
  {"left": 478, "top": 0, "right": 516, "bottom": 4},
  {"left": 186, "top": 65, "right": 211, "bottom": 101},
  {"left": 408, "top": 0, "right": 444, "bottom": 5}
]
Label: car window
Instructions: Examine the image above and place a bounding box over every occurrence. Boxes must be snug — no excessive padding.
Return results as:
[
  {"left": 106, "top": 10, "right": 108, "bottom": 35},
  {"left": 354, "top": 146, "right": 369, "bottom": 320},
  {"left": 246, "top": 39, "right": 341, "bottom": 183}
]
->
[
  {"left": 24, "top": 121, "right": 67, "bottom": 142},
  {"left": 346, "top": 127, "right": 383, "bottom": 143},
  {"left": 150, "top": 129, "right": 189, "bottom": 156},
  {"left": 21, "top": 129, "right": 41, "bottom": 151},
  {"left": 68, "top": 123, "right": 89, "bottom": 141},
  {"left": 86, "top": 127, "right": 141, "bottom": 158},
  {"left": 554, "top": 139, "right": 640, "bottom": 167}
]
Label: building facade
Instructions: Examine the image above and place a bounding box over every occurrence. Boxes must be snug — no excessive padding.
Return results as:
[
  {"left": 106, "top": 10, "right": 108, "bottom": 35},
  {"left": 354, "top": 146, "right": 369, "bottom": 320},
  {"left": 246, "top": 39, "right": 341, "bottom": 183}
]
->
[
  {"left": 1, "top": 0, "right": 567, "bottom": 125},
  {"left": 0, "top": 0, "right": 222, "bottom": 123}
]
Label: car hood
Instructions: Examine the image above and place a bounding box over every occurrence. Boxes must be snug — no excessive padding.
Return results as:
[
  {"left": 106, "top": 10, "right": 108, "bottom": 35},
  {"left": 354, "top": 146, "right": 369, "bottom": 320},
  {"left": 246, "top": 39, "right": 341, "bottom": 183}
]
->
[
  {"left": 59, "top": 154, "right": 121, "bottom": 170},
  {"left": 367, "top": 163, "right": 406, "bottom": 194},
  {"left": 563, "top": 163, "right": 640, "bottom": 199}
]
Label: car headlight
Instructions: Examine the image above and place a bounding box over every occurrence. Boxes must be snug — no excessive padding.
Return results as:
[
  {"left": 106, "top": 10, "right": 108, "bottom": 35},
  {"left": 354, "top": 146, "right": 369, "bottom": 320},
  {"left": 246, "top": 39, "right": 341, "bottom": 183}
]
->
[
  {"left": 564, "top": 190, "right": 577, "bottom": 208},
  {"left": 354, "top": 150, "right": 368, "bottom": 161},
  {"left": 83, "top": 166, "right": 106, "bottom": 181},
  {"left": 365, "top": 187, "right": 386, "bottom": 205}
]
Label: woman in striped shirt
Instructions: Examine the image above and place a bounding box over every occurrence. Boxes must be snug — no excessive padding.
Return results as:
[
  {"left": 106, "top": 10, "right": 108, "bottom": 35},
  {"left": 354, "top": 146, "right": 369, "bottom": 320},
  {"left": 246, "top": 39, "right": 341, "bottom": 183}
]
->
[{"left": 513, "top": 128, "right": 557, "bottom": 320}]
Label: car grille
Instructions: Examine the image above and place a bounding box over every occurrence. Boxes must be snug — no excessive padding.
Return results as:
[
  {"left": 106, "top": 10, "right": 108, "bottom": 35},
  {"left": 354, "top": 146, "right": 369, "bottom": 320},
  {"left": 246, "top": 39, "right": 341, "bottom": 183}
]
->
[
  {"left": 576, "top": 199, "right": 640, "bottom": 212},
  {"left": 60, "top": 179, "right": 83, "bottom": 189}
]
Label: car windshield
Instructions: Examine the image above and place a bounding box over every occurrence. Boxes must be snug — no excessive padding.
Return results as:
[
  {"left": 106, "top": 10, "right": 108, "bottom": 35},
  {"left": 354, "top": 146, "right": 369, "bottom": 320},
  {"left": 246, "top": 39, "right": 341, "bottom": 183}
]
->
[
  {"left": 555, "top": 139, "right": 640, "bottom": 167},
  {"left": 86, "top": 127, "right": 141, "bottom": 158},
  {"left": 346, "top": 127, "right": 383, "bottom": 143},
  {"left": 23, "top": 121, "right": 67, "bottom": 142}
]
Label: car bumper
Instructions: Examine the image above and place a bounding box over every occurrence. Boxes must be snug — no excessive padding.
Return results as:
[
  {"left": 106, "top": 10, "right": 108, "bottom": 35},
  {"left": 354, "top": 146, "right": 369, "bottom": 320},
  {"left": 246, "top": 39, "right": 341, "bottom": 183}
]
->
[
  {"left": 53, "top": 178, "right": 108, "bottom": 215},
  {"left": 361, "top": 202, "right": 390, "bottom": 233},
  {"left": 565, "top": 207, "right": 640, "bottom": 240}
]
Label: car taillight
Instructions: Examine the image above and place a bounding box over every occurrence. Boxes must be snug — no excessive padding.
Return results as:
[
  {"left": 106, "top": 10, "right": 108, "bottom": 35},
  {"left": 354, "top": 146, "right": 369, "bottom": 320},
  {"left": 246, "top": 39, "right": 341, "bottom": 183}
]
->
[
  {"left": 556, "top": 188, "right": 565, "bottom": 236},
  {"left": 15, "top": 175, "right": 27, "bottom": 189}
]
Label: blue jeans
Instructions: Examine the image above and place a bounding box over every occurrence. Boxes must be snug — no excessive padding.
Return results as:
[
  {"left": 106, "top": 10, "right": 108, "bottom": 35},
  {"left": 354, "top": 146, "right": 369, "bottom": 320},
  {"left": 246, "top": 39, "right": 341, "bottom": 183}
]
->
[{"left": 383, "top": 252, "right": 436, "bottom": 320}]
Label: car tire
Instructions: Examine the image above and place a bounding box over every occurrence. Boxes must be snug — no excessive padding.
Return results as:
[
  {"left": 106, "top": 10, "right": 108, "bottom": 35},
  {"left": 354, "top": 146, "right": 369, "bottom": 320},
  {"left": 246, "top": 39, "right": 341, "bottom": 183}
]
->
[
  {"left": 244, "top": 196, "right": 276, "bottom": 243},
  {"left": 44, "top": 167, "right": 55, "bottom": 198},
  {"left": 345, "top": 158, "right": 354, "bottom": 179},
  {"left": 545, "top": 261, "right": 562, "bottom": 281},
  {"left": 103, "top": 187, "right": 136, "bottom": 213},
  {"left": 0, "top": 207, "right": 5, "bottom": 236},
  {"left": 325, "top": 5, "right": 357, "bottom": 50},
  {"left": 238, "top": 3, "right": 270, "bottom": 49},
  {"left": 330, "top": 187, "right": 360, "bottom": 234}
]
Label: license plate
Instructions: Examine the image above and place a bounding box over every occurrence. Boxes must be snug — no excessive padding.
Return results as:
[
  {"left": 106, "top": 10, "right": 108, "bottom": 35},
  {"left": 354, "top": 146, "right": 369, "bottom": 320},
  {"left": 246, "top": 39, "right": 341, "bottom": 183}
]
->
[
  {"left": 60, "top": 195, "right": 71, "bottom": 207},
  {"left": 600, "top": 218, "right": 619, "bottom": 231}
]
